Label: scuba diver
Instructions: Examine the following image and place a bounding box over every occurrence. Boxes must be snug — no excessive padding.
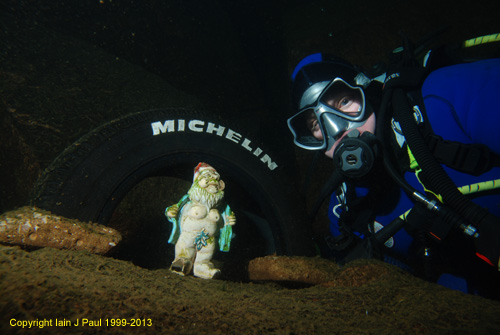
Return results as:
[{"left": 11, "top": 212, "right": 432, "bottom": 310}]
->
[{"left": 287, "top": 36, "right": 500, "bottom": 298}]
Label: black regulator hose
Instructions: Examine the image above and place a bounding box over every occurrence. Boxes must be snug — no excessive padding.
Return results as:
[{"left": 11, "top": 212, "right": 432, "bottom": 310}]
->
[
  {"left": 309, "top": 128, "right": 381, "bottom": 220},
  {"left": 392, "top": 89, "right": 478, "bottom": 218},
  {"left": 309, "top": 167, "right": 345, "bottom": 221},
  {"left": 373, "top": 87, "right": 425, "bottom": 245},
  {"left": 376, "top": 89, "right": 414, "bottom": 196},
  {"left": 379, "top": 89, "right": 455, "bottom": 213}
]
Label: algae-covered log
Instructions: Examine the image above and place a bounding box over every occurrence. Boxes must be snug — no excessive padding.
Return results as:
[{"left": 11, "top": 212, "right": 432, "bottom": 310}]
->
[{"left": 0, "top": 206, "right": 121, "bottom": 254}]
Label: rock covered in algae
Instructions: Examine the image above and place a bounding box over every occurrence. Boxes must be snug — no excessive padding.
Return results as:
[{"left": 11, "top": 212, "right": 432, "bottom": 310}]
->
[
  {"left": 0, "top": 206, "right": 121, "bottom": 254},
  {"left": 248, "top": 255, "right": 396, "bottom": 287},
  {"left": 248, "top": 255, "right": 343, "bottom": 285}
]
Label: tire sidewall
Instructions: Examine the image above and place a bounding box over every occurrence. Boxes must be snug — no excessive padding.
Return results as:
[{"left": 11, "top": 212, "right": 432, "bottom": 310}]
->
[{"left": 32, "top": 109, "right": 315, "bottom": 256}]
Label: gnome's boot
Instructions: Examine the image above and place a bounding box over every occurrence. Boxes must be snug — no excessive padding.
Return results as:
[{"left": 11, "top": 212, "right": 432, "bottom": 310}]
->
[
  {"left": 170, "top": 257, "right": 193, "bottom": 276},
  {"left": 193, "top": 243, "right": 220, "bottom": 279},
  {"left": 194, "top": 261, "right": 221, "bottom": 279},
  {"left": 170, "top": 239, "right": 195, "bottom": 276}
]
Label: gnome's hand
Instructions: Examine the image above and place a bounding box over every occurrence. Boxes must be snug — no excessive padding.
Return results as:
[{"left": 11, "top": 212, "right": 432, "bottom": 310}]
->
[
  {"left": 166, "top": 204, "right": 179, "bottom": 219},
  {"left": 227, "top": 212, "right": 236, "bottom": 226}
]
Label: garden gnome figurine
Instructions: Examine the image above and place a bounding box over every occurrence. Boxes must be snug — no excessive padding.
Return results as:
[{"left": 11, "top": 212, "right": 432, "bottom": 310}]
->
[{"left": 165, "top": 162, "right": 236, "bottom": 279}]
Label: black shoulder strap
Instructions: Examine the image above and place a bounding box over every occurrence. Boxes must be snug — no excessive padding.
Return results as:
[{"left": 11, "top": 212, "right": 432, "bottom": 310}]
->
[
  {"left": 405, "top": 88, "right": 500, "bottom": 176},
  {"left": 426, "top": 134, "right": 500, "bottom": 176}
]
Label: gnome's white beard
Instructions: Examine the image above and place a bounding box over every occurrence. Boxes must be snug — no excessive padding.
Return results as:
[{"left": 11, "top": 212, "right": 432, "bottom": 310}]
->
[{"left": 188, "top": 184, "right": 224, "bottom": 209}]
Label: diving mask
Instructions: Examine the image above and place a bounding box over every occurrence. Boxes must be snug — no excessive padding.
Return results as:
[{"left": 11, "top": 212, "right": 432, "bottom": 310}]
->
[{"left": 287, "top": 78, "right": 368, "bottom": 151}]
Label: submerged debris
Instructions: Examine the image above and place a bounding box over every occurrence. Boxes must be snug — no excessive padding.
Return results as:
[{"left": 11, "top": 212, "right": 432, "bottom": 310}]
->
[
  {"left": 248, "top": 255, "right": 399, "bottom": 287},
  {"left": 0, "top": 206, "right": 121, "bottom": 254},
  {"left": 248, "top": 255, "right": 343, "bottom": 285}
]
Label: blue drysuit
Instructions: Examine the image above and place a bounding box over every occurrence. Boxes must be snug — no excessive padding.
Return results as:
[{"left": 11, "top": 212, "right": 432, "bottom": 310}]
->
[{"left": 328, "top": 59, "right": 500, "bottom": 293}]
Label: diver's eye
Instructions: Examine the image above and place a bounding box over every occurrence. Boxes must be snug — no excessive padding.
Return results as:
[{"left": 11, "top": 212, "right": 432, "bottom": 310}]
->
[
  {"left": 334, "top": 95, "right": 362, "bottom": 116},
  {"left": 337, "top": 96, "right": 354, "bottom": 110},
  {"left": 309, "top": 119, "right": 319, "bottom": 132},
  {"left": 305, "top": 111, "right": 319, "bottom": 132}
]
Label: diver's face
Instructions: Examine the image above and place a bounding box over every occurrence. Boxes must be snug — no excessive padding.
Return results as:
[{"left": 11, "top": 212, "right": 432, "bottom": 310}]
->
[
  {"left": 288, "top": 78, "right": 372, "bottom": 154},
  {"left": 306, "top": 88, "right": 364, "bottom": 141},
  {"left": 305, "top": 91, "right": 363, "bottom": 142},
  {"left": 307, "top": 83, "right": 374, "bottom": 158},
  {"left": 306, "top": 110, "right": 375, "bottom": 159}
]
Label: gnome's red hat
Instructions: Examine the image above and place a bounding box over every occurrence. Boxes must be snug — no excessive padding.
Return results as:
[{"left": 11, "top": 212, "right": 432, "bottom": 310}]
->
[{"left": 193, "top": 162, "right": 216, "bottom": 182}]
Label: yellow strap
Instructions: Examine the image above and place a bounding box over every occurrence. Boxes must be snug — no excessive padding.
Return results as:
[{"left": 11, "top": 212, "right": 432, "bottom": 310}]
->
[
  {"left": 399, "top": 209, "right": 412, "bottom": 220},
  {"left": 457, "top": 179, "right": 500, "bottom": 195},
  {"left": 407, "top": 146, "right": 443, "bottom": 201},
  {"left": 463, "top": 33, "right": 500, "bottom": 48},
  {"left": 407, "top": 145, "right": 419, "bottom": 170}
]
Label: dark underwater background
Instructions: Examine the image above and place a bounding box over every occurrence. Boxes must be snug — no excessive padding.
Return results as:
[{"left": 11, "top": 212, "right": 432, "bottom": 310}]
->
[
  {"left": 1, "top": 2, "right": 500, "bottom": 334},
  {"left": 1, "top": 0, "right": 500, "bottom": 212}
]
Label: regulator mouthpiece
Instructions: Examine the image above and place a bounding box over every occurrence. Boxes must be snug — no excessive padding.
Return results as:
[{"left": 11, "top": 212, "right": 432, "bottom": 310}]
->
[{"left": 333, "top": 130, "right": 378, "bottom": 178}]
